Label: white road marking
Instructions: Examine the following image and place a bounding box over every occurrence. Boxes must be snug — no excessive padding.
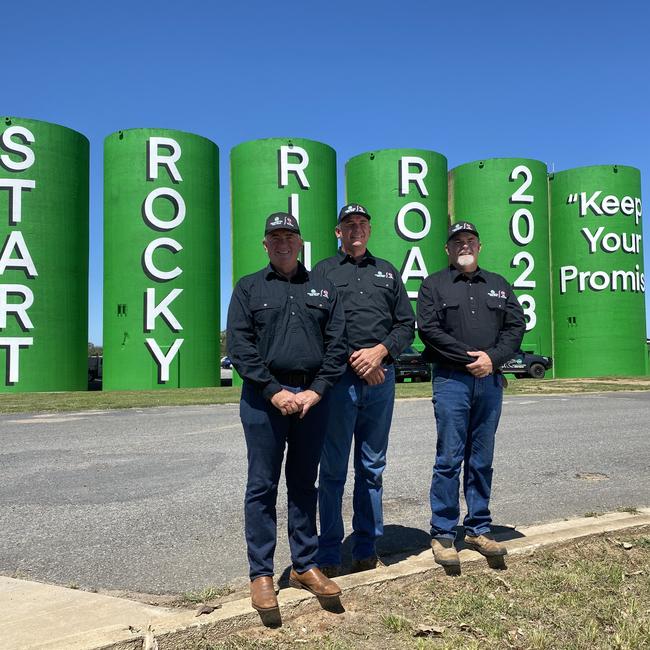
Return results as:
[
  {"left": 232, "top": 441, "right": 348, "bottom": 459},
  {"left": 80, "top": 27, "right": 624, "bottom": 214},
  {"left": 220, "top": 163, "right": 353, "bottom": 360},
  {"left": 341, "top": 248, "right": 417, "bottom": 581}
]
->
[{"left": 7, "top": 417, "right": 85, "bottom": 424}]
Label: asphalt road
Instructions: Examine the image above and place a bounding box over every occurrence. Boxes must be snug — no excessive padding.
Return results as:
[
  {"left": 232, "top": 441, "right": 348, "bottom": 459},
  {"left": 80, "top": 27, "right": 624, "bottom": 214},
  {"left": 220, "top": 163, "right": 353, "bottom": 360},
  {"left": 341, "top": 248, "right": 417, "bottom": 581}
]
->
[{"left": 0, "top": 392, "right": 648, "bottom": 595}]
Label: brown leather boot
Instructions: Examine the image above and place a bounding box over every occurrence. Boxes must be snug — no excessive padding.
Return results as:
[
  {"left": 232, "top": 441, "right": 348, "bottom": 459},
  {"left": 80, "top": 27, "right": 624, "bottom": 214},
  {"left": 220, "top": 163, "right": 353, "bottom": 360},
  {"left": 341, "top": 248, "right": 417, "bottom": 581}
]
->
[
  {"left": 431, "top": 537, "right": 460, "bottom": 567},
  {"left": 465, "top": 534, "right": 507, "bottom": 557},
  {"left": 250, "top": 576, "right": 278, "bottom": 612},
  {"left": 319, "top": 564, "right": 342, "bottom": 578},
  {"left": 289, "top": 567, "right": 341, "bottom": 597},
  {"left": 351, "top": 555, "right": 386, "bottom": 573}
]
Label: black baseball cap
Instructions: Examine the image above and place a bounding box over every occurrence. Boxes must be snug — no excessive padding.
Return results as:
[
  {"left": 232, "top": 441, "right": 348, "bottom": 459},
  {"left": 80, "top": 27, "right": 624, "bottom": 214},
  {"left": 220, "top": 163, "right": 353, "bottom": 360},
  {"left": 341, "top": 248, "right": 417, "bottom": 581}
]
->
[
  {"left": 338, "top": 203, "right": 371, "bottom": 223},
  {"left": 447, "top": 221, "right": 479, "bottom": 241},
  {"left": 264, "top": 212, "right": 301, "bottom": 236}
]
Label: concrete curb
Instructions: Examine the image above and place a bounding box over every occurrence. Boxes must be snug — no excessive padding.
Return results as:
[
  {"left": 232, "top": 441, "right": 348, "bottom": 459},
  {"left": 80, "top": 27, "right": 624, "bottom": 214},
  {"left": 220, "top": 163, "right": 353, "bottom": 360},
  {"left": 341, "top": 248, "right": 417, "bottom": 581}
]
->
[{"left": 2, "top": 508, "right": 648, "bottom": 650}]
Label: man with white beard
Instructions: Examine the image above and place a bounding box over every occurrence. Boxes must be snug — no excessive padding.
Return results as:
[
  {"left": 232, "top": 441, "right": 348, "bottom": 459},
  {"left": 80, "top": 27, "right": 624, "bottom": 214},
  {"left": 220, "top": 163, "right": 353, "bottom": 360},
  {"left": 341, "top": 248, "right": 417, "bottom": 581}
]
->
[{"left": 416, "top": 222, "right": 525, "bottom": 570}]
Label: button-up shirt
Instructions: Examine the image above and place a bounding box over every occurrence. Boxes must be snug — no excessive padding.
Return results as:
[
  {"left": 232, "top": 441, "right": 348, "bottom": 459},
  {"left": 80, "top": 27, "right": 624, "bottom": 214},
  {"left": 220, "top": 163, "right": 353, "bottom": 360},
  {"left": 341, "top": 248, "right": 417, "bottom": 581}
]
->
[
  {"left": 417, "top": 265, "right": 526, "bottom": 370},
  {"left": 313, "top": 249, "right": 415, "bottom": 361},
  {"left": 227, "top": 262, "right": 348, "bottom": 399}
]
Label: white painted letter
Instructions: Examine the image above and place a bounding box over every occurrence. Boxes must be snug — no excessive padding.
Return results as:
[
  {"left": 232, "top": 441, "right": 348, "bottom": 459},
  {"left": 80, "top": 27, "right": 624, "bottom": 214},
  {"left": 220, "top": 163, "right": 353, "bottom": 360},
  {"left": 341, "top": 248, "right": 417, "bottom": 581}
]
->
[
  {"left": 396, "top": 203, "right": 431, "bottom": 241},
  {"left": 559, "top": 265, "right": 577, "bottom": 294},
  {"left": 580, "top": 226, "right": 604, "bottom": 254},
  {"left": 147, "top": 137, "right": 182, "bottom": 182},
  {"left": 143, "top": 187, "right": 186, "bottom": 230},
  {"left": 1, "top": 126, "right": 35, "bottom": 171},
  {"left": 579, "top": 191, "right": 603, "bottom": 217},
  {"left": 145, "top": 338, "right": 184, "bottom": 382},
  {"left": 399, "top": 156, "right": 428, "bottom": 197},
  {"left": 143, "top": 238, "right": 183, "bottom": 281},
  {"left": 279, "top": 146, "right": 310, "bottom": 189},
  {"left": 401, "top": 247, "right": 428, "bottom": 299},
  {"left": 0, "top": 231, "right": 38, "bottom": 277},
  {"left": 0, "top": 337, "right": 33, "bottom": 383},
  {"left": 0, "top": 284, "right": 34, "bottom": 329},
  {"left": 145, "top": 287, "right": 183, "bottom": 332},
  {"left": 0, "top": 179, "right": 36, "bottom": 225}
]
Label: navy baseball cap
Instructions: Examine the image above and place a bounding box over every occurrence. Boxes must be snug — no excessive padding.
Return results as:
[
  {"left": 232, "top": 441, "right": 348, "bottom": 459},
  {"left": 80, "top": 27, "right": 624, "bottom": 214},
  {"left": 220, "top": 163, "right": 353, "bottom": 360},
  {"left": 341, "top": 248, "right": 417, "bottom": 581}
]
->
[
  {"left": 264, "top": 212, "right": 301, "bottom": 235},
  {"left": 447, "top": 221, "right": 479, "bottom": 241},
  {"left": 338, "top": 203, "right": 371, "bottom": 223}
]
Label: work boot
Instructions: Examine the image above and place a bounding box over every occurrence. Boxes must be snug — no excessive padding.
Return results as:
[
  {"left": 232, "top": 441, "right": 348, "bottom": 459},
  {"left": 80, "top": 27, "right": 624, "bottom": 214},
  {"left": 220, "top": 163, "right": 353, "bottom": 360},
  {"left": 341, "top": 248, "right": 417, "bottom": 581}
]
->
[
  {"left": 431, "top": 537, "right": 460, "bottom": 567},
  {"left": 250, "top": 576, "right": 278, "bottom": 612},
  {"left": 319, "top": 564, "right": 342, "bottom": 578},
  {"left": 289, "top": 567, "right": 341, "bottom": 597},
  {"left": 351, "top": 555, "right": 386, "bottom": 573},
  {"left": 465, "top": 534, "right": 507, "bottom": 557}
]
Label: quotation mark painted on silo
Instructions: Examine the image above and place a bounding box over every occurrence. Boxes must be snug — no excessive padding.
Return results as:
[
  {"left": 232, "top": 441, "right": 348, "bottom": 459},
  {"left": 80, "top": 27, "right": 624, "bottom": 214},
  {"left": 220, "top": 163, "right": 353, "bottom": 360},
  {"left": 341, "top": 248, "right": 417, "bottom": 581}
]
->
[{"left": 566, "top": 193, "right": 579, "bottom": 204}]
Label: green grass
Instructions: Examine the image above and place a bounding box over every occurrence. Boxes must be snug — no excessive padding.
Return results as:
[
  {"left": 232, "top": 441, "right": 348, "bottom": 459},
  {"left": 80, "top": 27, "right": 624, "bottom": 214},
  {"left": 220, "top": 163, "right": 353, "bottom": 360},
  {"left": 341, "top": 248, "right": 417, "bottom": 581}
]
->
[
  {"left": 181, "top": 585, "right": 233, "bottom": 604},
  {"left": 0, "top": 376, "right": 648, "bottom": 415},
  {"left": 0, "top": 385, "right": 242, "bottom": 414},
  {"left": 381, "top": 613, "right": 412, "bottom": 633}
]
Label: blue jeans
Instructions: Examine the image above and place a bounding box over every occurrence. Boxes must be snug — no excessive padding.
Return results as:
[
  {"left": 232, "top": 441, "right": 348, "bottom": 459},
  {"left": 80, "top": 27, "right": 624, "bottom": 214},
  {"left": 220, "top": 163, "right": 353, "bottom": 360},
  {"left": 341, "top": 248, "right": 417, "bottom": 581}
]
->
[
  {"left": 317, "top": 364, "right": 395, "bottom": 565},
  {"left": 241, "top": 381, "right": 328, "bottom": 579},
  {"left": 429, "top": 368, "right": 503, "bottom": 539}
]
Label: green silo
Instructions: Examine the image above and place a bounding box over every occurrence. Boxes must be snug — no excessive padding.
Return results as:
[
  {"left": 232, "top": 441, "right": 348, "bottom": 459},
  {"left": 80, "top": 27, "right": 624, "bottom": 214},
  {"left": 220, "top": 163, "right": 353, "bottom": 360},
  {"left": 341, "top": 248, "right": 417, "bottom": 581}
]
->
[
  {"left": 449, "top": 158, "right": 552, "bottom": 360},
  {"left": 345, "top": 149, "right": 448, "bottom": 348},
  {"left": 0, "top": 117, "right": 88, "bottom": 392},
  {"left": 104, "top": 128, "right": 219, "bottom": 390},
  {"left": 230, "top": 138, "right": 337, "bottom": 280},
  {"left": 549, "top": 165, "right": 645, "bottom": 377}
]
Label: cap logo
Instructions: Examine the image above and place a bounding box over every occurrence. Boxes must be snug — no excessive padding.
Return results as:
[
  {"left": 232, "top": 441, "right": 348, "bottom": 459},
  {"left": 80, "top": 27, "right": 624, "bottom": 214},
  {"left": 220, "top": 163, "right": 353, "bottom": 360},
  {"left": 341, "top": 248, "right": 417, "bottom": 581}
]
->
[{"left": 345, "top": 204, "right": 366, "bottom": 215}]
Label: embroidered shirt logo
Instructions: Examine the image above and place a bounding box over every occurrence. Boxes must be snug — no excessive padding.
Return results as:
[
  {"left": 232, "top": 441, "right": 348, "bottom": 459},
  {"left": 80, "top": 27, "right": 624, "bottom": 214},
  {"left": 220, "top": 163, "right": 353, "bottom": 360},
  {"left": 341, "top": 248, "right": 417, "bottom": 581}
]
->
[
  {"left": 488, "top": 289, "right": 507, "bottom": 299},
  {"left": 307, "top": 288, "right": 329, "bottom": 299},
  {"left": 374, "top": 270, "right": 394, "bottom": 280}
]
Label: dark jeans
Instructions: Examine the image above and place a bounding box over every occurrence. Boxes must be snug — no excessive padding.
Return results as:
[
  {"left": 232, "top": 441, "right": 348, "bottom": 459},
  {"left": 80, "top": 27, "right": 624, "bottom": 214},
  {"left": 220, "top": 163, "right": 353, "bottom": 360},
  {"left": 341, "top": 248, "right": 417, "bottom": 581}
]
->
[
  {"left": 241, "top": 381, "right": 328, "bottom": 579},
  {"left": 429, "top": 368, "right": 504, "bottom": 539},
  {"left": 317, "top": 364, "right": 395, "bottom": 565}
]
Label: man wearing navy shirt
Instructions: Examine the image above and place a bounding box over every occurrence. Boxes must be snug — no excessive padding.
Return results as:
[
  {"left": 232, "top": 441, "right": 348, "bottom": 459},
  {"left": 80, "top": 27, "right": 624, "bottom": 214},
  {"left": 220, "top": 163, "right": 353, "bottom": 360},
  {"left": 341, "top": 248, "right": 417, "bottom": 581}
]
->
[
  {"left": 417, "top": 221, "right": 525, "bottom": 569},
  {"left": 315, "top": 203, "right": 415, "bottom": 576},
  {"left": 227, "top": 212, "right": 348, "bottom": 613}
]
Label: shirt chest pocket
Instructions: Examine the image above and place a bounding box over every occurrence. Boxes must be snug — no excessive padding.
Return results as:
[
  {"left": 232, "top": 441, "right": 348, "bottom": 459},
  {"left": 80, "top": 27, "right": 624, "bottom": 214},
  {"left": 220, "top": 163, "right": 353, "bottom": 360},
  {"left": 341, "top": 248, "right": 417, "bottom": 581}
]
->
[
  {"left": 304, "top": 297, "right": 329, "bottom": 330},
  {"left": 439, "top": 300, "right": 460, "bottom": 330},
  {"left": 250, "top": 298, "right": 281, "bottom": 329},
  {"left": 372, "top": 278, "right": 393, "bottom": 306},
  {"left": 486, "top": 297, "right": 506, "bottom": 327}
]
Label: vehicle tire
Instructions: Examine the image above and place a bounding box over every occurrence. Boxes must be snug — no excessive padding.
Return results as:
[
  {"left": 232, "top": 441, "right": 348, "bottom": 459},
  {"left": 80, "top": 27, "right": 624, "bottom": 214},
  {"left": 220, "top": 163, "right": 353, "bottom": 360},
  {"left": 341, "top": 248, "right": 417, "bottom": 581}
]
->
[{"left": 529, "top": 363, "right": 545, "bottom": 379}]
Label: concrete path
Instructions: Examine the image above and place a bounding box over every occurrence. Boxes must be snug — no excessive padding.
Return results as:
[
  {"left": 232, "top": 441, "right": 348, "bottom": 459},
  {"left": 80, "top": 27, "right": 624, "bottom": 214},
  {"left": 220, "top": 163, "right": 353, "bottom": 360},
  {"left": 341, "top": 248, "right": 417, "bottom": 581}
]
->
[{"left": 2, "top": 508, "right": 648, "bottom": 650}]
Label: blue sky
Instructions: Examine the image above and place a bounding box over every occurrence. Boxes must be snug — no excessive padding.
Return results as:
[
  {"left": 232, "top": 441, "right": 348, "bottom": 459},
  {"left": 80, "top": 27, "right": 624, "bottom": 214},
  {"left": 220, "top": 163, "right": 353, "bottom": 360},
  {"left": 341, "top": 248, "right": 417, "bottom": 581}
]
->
[{"left": 5, "top": 0, "right": 649, "bottom": 343}]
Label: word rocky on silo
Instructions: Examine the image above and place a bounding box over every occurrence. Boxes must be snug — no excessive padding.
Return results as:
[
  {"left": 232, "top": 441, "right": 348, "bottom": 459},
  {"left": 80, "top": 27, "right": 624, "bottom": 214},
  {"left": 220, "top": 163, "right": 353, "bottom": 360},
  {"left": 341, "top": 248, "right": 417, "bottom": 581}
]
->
[{"left": 142, "top": 137, "right": 185, "bottom": 382}]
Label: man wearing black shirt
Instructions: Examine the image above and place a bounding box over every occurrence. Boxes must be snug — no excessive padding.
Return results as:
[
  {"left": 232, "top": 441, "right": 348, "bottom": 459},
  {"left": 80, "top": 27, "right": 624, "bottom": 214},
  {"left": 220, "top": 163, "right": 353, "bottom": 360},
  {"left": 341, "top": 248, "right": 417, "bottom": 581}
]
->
[
  {"left": 227, "top": 212, "right": 348, "bottom": 613},
  {"left": 417, "top": 221, "right": 525, "bottom": 569},
  {"left": 314, "top": 203, "right": 415, "bottom": 575}
]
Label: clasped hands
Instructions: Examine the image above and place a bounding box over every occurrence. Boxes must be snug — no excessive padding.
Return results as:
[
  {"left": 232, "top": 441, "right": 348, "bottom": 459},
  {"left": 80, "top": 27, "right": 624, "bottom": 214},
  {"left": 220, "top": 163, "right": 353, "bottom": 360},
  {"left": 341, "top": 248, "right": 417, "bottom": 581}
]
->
[
  {"left": 349, "top": 343, "right": 388, "bottom": 385},
  {"left": 271, "top": 389, "right": 321, "bottom": 418},
  {"left": 465, "top": 350, "right": 493, "bottom": 378}
]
